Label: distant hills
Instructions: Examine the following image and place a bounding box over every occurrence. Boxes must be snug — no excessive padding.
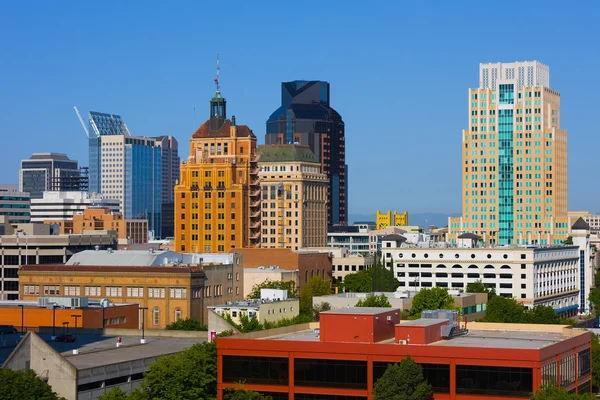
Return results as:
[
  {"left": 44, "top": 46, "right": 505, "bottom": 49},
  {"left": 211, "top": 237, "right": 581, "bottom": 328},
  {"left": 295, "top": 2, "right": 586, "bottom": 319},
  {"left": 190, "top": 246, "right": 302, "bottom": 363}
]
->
[{"left": 349, "top": 212, "right": 459, "bottom": 228}]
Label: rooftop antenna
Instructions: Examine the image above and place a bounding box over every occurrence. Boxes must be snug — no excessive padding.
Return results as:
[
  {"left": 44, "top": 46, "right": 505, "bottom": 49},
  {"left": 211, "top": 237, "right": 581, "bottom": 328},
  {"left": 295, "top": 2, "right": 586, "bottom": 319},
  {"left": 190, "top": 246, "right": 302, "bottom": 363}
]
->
[{"left": 214, "top": 54, "right": 220, "bottom": 92}]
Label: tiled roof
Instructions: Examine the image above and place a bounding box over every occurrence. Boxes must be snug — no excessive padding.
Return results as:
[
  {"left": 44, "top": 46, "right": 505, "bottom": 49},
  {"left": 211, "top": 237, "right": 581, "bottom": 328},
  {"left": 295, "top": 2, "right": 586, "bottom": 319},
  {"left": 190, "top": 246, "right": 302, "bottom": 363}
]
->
[
  {"left": 572, "top": 217, "right": 590, "bottom": 231},
  {"left": 192, "top": 119, "right": 254, "bottom": 139},
  {"left": 258, "top": 144, "right": 318, "bottom": 163}
]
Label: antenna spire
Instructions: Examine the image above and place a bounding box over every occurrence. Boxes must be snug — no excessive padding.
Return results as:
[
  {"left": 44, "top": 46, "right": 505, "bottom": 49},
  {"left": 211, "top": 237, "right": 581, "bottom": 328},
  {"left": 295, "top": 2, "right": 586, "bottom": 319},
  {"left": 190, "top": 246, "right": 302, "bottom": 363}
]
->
[{"left": 214, "top": 54, "right": 220, "bottom": 92}]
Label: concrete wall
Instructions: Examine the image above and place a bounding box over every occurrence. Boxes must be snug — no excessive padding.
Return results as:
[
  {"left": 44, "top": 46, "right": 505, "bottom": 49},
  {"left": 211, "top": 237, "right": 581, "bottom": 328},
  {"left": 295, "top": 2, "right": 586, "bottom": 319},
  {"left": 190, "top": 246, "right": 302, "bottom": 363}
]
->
[
  {"left": 243, "top": 269, "right": 299, "bottom": 298},
  {"left": 207, "top": 309, "right": 240, "bottom": 339},
  {"left": 3, "top": 332, "right": 78, "bottom": 400}
]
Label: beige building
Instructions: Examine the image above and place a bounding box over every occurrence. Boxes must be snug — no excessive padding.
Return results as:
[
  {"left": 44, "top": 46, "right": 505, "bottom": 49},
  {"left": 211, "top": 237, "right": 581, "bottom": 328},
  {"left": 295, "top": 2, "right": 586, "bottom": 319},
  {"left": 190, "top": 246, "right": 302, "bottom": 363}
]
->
[
  {"left": 208, "top": 289, "right": 299, "bottom": 325},
  {"left": 449, "top": 61, "right": 569, "bottom": 246},
  {"left": 300, "top": 247, "right": 374, "bottom": 283},
  {"left": 258, "top": 144, "right": 328, "bottom": 250},
  {"left": 243, "top": 266, "right": 299, "bottom": 298}
]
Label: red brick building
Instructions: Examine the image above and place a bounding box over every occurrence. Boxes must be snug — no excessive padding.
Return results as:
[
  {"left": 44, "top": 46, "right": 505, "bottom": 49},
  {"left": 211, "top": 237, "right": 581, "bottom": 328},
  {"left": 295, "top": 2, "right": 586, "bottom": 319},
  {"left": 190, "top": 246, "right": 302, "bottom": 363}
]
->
[
  {"left": 232, "top": 248, "right": 332, "bottom": 287},
  {"left": 217, "top": 308, "right": 592, "bottom": 400}
]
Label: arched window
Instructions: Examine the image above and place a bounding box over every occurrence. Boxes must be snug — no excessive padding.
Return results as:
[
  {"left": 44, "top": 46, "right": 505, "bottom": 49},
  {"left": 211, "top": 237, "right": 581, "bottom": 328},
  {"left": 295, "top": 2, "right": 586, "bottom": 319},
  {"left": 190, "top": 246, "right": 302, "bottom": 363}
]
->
[
  {"left": 174, "top": 308, "right": 182, "bottom": 322},
  {"left": 153, "top": 307, "right": 160, "bottom": 326}
]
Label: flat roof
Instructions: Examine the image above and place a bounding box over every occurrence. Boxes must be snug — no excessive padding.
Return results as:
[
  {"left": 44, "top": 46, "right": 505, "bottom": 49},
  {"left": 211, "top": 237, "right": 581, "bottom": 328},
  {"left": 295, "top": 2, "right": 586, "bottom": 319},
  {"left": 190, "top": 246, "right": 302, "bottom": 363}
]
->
[
  {"left": 400, "top": 318, "right": 448, "bottom": 327},
  {"left": 321, "top": 307, "right": 398, "bottom": 316},
  {"left": 63, "top": 336, "right": 202, "bottom": 369}
]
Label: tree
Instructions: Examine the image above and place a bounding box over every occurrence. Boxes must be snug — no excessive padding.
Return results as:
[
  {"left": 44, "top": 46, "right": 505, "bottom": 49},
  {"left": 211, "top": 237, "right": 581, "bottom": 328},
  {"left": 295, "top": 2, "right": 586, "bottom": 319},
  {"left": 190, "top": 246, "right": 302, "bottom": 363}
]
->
[
  {"left": 312, "top": 302, "right": 331, "bottom": 321},
  {"left": 136, "top": 341, "right": 218, "bottom": 400},
  {"left": 589, "top": 286, "right": 600, "bottom": 315},
  {"left": 563, "top": 236, "right": 574, "bottom": 245},
  {"left": 299, "top": 276, "right": 332, "bottom": 317},
  {"left": 341, "top": 265, "right": 400, "bottom": 293},
  {"left": 373, "top": 356, "right": 433, "bottom": 400},
  {"left": 591, "top": 333, "right": 600, "bottom": 391},
  {"left": 224, "top": 388, "right": 273, "bottom": 400},
  {"left": 165, "top": 318, "right": 207, "bottom": 331},
  {"left": 483, "top": 296, "right": 527, "bottom": 323},
  {"left": 530, "top": 384, "right": 594, "bottom": 399},
  {"left": 247, "top": 279, "right": 297, "bottom": 299},
  {"left": 0, "top": 368, "right": 65, "bottom": 400},
  {"left": 235, "top": 314, "right": 263, "bottom": 333},
  {"left": 98, "top": 387, "right": 134, "bottom": 400},
  {"left": 342, "top": 269, "right": 371, "bottom": 292},
  {"left": 409, "top": 287, "right": 455, "bottom": 319},
  {"left": 356, "top": 294, "right": 392, "bottom": 308},
  {"left": 466, "top": 280, "right": 496, "bottom": 300}
]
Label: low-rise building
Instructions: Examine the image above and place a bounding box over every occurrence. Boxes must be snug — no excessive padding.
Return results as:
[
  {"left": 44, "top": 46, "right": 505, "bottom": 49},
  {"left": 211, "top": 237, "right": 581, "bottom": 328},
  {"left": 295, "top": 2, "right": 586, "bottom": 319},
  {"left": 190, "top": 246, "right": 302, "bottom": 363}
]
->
[
  {"left": 243, "top": 267, "right": 299, "bottom": 298},
  {"left": 18, "top": 250, "right": 244, "bottom": 327},
  {"left": 3, "top": 331, "right": 205, "bottom": 400},
  {"left": 312, "top": 291, "right": 488, "bottom": 321},
  {"left": 299, "top": 247, "right": 374, "bottom": 283},
  {"left": 217, "top": 308, "right": 592, "bottom": 399},
  {"left": 45, "top": 207, "right": 148, "bottom": 244},
  {"left": 30, "top": 191, "right": 120, "bottom": 223},
  {"left": 0, "top": 184, "right": 30, "bottom": 224},
  {"left": 232, "top": 248, "right": 331, "bottom": 288},
  {"left": 0, "top": 218, "right": 118, "bottom": 300},
  {"left": 208, "top": 289, "right": 299, "bottom": 326},
  {"left": 328, "top": 223, "right": 408, "bottom": 254},
  {"left": 0, "top": 297, "right": 139, "bottom": 332},
  {"left": 380, "top": 218, "right": 593, "bottom": 316}
]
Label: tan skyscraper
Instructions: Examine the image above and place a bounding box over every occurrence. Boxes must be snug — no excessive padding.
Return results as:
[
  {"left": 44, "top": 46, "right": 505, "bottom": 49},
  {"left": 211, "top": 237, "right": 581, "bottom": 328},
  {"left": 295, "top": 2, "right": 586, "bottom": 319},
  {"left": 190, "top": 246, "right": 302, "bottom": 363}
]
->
[
  {"left": 174, "top": 87, "right": 261, "bottom": 253},
  {"left": 258, "top": 144, "right": 328, "bottom": 250},
  {"left": 449, "top": 61, "right": 569, "bottom": 245}
]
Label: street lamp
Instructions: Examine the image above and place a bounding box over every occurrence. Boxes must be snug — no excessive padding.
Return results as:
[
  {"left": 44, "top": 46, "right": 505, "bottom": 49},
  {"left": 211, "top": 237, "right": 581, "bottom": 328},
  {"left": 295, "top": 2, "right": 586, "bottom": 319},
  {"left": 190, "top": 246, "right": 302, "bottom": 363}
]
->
[
  {"left": 16, "top": 230, "right": 28, "bottom": 265},
  {"left": 139, "top": 306, "right": 148, "bottom": 344},
  {"left": 71, "top": 314, "right": 81, "bottom": 331},
  {"left": 62, "top": 322, "right": 69, "bottom": 335},
  {"left": 18, "top": 305, "right": 24, "bottom": 334}
]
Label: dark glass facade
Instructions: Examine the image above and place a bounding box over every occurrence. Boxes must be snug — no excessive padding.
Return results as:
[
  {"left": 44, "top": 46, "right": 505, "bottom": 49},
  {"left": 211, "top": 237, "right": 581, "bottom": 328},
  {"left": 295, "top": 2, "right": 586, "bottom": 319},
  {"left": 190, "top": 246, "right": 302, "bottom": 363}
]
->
[
  {"left": 266, "top": 81, "right": 347, "bottom": 225},
  {"left": 373, "top": 362, "right": 450, "bottom": 393},
  {"left": 456, "top": 365, "right": 532, "bottom": 397},
  {"left": 222, "top": 356, "right": 289, "bottom": 385},
  {"left": 20, "top": 154, "right": 83, "bottom": 199},
  {"left": 294, "top": 359, "right": 367, "bottom": 389}
]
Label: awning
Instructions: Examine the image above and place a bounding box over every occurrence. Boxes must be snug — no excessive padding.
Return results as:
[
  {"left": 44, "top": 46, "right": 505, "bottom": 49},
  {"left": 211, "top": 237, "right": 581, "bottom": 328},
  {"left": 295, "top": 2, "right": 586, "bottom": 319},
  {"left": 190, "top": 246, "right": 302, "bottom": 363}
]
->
[{"left": 554, "top": 304, "right": 579, "bottom": 313}]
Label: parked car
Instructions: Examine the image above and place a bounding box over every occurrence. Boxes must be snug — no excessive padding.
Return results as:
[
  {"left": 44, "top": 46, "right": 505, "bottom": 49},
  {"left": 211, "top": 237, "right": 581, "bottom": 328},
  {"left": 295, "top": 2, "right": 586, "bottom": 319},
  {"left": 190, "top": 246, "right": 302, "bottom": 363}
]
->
[
  {"left": 55, "top": 334, "right": 76, "bottom": 343},
  {"left": 0, "top": 325, "right": 18, "bottom": 334}
]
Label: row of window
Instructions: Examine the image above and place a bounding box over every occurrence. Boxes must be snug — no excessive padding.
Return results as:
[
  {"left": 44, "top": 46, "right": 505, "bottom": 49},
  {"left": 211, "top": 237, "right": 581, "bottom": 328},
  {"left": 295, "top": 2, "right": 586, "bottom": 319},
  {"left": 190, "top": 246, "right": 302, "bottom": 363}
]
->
[{"left": 22, "top": 285, "right": 191, "bottom": 299}]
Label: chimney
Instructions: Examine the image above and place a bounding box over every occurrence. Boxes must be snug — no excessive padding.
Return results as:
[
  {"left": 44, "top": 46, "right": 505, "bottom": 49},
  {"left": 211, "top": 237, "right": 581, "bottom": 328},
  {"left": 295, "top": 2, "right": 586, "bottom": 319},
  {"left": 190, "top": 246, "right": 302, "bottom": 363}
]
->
[{"left": 231, "top": 115, "right": 236, "bottom": 126}]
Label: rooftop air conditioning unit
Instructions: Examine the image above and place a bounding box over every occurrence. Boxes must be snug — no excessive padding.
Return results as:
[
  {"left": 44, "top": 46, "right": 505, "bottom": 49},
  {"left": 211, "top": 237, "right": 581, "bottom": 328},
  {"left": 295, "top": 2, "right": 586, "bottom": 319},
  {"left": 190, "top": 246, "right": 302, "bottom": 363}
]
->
[
  {"left": 387, "top": 316, "right": 392, "bottom": 321},
  {"left": 398, "top": 340, "right": 407, "bottom": 345}
]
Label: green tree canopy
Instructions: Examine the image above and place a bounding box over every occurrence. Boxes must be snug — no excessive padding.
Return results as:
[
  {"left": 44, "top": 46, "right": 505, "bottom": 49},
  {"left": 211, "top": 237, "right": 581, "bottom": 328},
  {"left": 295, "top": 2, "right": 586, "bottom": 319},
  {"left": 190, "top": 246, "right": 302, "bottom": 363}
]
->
[
  {"left": 224, "top": 388, "right": 273, "bottom": 400},
  {"left": 312, "top": 302, "right": 331, "bottom": 321},
  {"left": 373, "top": 356, "right": 433, "bottom": 400},
  {"left": 483, "top": 295, "right": 527, "bottom": 323},
  {"left": 97, "top": 387, "right": 137, "bottom": 400},
  {"left": 466, "top": 280, "right": 496, "bottom": 300},
  {"left": 165, "top": 318, "right": 207, "bottom": 331},
  {"left": 299, "top": 276, "right": 331, "bottom": 317},
  {"left": 530, "top": 384, "right": 594, "bottom": 399},
  {"left": 342, "top": 265, "right": 400, "bottom": 293},
  {"left": 591, "top": 333, "right": 600, "bottom": 390},
  {"left": 356, "top": 294, "right": 392, "bottom": 308},
  {"left": 409, "top": 287, "right": 455, "bottom": 319},
  {"left": 247, "top": 279, "right": 297, "bottom": 299},
  {"left": 0, "top": 368, "right": 65, "bottom": 400}
]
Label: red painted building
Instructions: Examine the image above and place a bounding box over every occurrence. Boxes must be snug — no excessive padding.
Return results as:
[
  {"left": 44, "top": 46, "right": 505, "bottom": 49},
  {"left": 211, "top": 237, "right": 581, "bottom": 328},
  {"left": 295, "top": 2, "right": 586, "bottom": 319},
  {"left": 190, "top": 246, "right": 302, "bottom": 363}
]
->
[{"left": 217, "top": 307, "right": 592, "bottom": 400}]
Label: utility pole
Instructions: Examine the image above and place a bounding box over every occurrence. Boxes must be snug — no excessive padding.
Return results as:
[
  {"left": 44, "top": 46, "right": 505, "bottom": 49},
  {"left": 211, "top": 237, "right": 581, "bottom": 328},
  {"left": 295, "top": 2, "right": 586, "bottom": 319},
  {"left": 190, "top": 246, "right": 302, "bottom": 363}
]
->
[{"left": 139, "top": 306, "right": 148, "bottom": 344}]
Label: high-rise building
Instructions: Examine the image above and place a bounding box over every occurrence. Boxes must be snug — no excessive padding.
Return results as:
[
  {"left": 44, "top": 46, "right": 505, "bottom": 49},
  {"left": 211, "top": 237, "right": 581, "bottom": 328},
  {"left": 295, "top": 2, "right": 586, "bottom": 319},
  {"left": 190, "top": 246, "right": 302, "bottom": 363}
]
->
[
  {"left": 19, "top": 153, "right": 87, "bottom": 199},
  {"left": 449, "top": 61, "right": 568, "bottom": 245},
  {"left": 30, "top": 191, "right": 120, "bottom": 223},
  {"left": 153, "top": 135, "right": 180, "bottom": 238},
  {"left": 86, "top": 111, "right": 165, "bottom": 238},
  {"left": 258, "top": 144, "right": 328, "bottom": 250},
  {"left": 0, "top": 185, "right": 30, "bottom": 224},
  {"left": 175, "top": 86, "right": 261, "bottom": 253},
  {"left": 266, "top": 81, "right": 347, "bottom": 225}
]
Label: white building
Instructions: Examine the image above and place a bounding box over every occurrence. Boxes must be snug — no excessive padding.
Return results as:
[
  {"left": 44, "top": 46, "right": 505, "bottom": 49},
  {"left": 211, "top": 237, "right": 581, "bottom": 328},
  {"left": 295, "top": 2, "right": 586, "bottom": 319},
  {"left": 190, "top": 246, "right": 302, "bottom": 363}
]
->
[
  {"left": 299, "top": 247, "right": 374, "bottom": 283},
  {"left": 327, "top": 223, "right": 407, "bottom": 254},
  {"left": 30, "top": 191, "right": 120, "bottom": 223},
  {"left": 381, "top": 218, "right": 593, "bottom": 316},
  {"left": 479, "top": 60, "right": 550, "bottom": 91}
]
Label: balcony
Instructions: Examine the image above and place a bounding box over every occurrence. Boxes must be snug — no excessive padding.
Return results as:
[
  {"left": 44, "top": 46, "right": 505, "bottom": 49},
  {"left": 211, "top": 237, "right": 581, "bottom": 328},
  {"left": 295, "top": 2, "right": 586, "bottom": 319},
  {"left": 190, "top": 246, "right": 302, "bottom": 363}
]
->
[
  {"left": 251, "top": 232, "right": 260, "bottom": 240},
  {"left": 250, "top": 179, "right": 260, "bottom": 187},
  {"left": 251, "top": 221, "right": 261, "bottom": 229},
  {"left": 202, "top": 185, "right": 211, "bottom": 191},
  {"left": 250, "top": 211, "right": 260, "bottom": 218},
  {"left": 251, "top": 200, "right": 261, "bottom": 208},
  {"left": 251, "top": 154, "right": 261, "bottom": 163},
  {"left": 250, "top": 190, "right": 261, "bottom": 197}
]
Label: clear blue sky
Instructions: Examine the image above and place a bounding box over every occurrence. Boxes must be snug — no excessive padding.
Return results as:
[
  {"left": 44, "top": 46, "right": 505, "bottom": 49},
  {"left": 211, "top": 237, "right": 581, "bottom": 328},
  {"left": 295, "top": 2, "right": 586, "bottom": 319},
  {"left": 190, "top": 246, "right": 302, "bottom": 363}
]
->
[{"left": 1, "top": 1, "right": 599, "bottom": 217}]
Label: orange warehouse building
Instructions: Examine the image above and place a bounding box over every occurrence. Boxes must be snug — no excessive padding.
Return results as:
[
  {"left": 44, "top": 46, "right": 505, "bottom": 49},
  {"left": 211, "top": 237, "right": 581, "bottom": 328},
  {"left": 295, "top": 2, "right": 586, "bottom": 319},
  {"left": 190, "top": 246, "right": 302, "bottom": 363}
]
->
[
  {"left": 217, "top": 308, "right": 592, "bottom": 400},
  {"left": 0, "top": 300, "right": 139, "bottom": 332}
]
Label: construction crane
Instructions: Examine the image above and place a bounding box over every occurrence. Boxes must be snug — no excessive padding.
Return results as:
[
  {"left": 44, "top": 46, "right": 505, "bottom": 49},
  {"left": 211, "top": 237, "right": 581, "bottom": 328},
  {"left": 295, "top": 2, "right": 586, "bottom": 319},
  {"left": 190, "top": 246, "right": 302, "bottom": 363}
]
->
[{"left": 73, "top": 106, "right": 100, "bottom": 138}]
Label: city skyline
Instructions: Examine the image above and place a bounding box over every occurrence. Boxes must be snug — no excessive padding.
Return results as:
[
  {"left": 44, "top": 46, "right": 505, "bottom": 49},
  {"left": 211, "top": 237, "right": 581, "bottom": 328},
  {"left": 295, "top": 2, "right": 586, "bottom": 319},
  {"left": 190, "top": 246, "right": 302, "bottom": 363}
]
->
[{"left": 1, "top": 1, "right": 599, "bottom": 216}]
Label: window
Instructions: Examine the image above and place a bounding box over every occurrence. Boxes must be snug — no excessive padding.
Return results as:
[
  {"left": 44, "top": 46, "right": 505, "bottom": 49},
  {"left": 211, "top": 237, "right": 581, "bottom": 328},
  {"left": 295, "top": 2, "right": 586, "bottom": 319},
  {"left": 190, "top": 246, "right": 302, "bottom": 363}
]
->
[
  {"left": 23, "top": 285, "right": 39, "bottom": 296},
  {"left": 153, "top": 307, "right": 160, "bottom": 326},
  {"left": 149, "top": 287, "right": 166, "bottom": 298},
  {"left": 174, "top": 308, "right": 182, "bottom": 322},
  {"left": 105, "top": 286, "right": 122, "bottom": 297},
  {"left": 44, "top": 285, "right": 60, "bottom": 296},
  {"left": 374, "top": 362, "right": 449, "bottom": 393},
  {"left": 85, "top": 286, "right": 101, "bottom": 297},
  {"left": 223, "top": 356, "right": 288, "bottom": 385},
  {"left": 170, "top": 288, "right": 187, "bottom": 299},
  {"left": 579, "top": 349, "right": 591, "bottom": 377},
  {"left": 294, "top": 358, "right": 367, "bottom": 389},
  {"left": 456, "top": 365, "right": 532, "bottom": 396},
  {"left": 126, "top": 287, "right": 143, "bottom": 298},
  {"left": 64, "top": 286, "right": 80, "bottom": 296}
]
